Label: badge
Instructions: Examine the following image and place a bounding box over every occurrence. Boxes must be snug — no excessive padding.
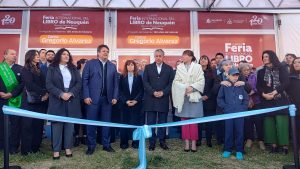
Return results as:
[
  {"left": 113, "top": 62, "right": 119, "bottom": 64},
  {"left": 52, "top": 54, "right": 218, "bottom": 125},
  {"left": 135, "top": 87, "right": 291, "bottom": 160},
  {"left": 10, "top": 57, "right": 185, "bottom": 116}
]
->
[{"left": 239, "top": 95, "right": 243, "bottom": 100}]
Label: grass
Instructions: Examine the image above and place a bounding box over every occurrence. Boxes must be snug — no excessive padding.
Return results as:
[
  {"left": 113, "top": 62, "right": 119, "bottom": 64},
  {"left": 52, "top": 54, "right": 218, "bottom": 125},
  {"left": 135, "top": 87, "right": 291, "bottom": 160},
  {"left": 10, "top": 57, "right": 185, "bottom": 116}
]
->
[{"left": 0, "top": 139, "right": 295, "bottom": 169}]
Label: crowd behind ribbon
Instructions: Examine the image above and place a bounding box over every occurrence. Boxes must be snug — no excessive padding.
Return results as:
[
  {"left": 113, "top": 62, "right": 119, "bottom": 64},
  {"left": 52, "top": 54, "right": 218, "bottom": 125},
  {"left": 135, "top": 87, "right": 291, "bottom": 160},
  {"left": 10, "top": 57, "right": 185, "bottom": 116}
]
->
[{"left": 0, "top": 45, "right": 300, "bottom": 161}]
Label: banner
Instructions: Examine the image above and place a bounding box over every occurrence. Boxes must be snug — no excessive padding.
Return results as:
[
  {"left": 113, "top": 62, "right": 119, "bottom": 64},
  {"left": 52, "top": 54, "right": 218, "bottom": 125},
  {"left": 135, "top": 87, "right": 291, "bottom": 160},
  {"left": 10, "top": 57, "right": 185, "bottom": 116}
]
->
[
  {"left": 199, "top": 34, "right": 276, "bottom": 68},
  {"left": 0, "top": 34, "right": 20, "bottom": 62},
  {"left": 28, "top": 10, "right": 104, "bottom": 48},
  {"left": 72, "top": 55, "right": 97, "bottom": 66},
  {"left": 118, "top": 55, "right": 150, "bottom": 73},
  {"left": 164, "top": 56, "right": 182, "bottom": 69},
  {"left": 0, "top": 11, "right": 22, "bottom": 29},
  {"left": 117, "top": 11, "right": 191, "bottom": 49},
  {"left": 198, "top": 12, "right": 274, "bottom": 29}
]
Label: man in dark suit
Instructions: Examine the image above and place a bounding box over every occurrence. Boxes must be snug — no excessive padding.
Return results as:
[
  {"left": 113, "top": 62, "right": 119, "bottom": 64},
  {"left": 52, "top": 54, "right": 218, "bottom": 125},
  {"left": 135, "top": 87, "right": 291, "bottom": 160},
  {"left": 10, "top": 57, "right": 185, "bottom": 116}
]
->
[
  {"left": 143, "top": 49, "right": 174, "bottom": 151},
  {"left": 0, "top": 49, "right": 24, "bottom": 153},
  {"left": 83, "top": 44, "right": 119, "bottom": 154}
]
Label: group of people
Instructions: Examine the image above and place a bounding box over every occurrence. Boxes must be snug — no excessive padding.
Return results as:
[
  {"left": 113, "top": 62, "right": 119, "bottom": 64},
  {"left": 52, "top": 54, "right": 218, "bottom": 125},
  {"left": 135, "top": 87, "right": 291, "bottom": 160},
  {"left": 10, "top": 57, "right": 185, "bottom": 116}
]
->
[{"left": 0, "top": 45, "right": 300, "bottom": 161}]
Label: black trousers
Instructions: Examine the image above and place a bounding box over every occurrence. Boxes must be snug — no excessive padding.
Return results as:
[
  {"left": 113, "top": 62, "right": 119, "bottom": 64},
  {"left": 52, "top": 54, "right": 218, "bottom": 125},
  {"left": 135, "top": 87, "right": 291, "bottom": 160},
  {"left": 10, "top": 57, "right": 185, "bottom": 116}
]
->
[
  {"left": 0, "top": 103, "right": 5, "bottom": 150},
  {"left": 198, "top": 110, "right": 215, "bottom": 142},
  {"left": 20, "top": 103, "right": 46, "bottom": 154},
  {"left": 215, "top": 108, "right": 225, "bottom": 144},
  {"left": 244, "top": 105, "right": 264, "bottom": 141},
  {"left": 74, "top": 100, "right": 87, "bottom": 137},
  {"left": 120, "top": 106, "right": 141, "bottom": 146},
  {"left": 147, "top": 111, "right": 168, "bottom": 146},
  {"left": 9, "top": 115, "right": 21, "bottom": 152}
]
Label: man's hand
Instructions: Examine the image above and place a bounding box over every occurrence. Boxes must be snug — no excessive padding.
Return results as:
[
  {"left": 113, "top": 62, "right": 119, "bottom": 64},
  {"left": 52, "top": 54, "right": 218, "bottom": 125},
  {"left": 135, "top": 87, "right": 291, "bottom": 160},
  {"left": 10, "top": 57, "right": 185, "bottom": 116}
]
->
[
  {"left": 61, "top": 93, "right": 72, "bottom": 101},
  {"left": 112, "top": 99, "right": 117, "bottom": 105},
  {"left": 41, "top": 93, "right": 49, "bottom": 101},
  {"left": 2, "top": 92, "right": 12, "bottom": 99},
  {"left": 84, "top": 98, "right": 93, "bottom": 105}
]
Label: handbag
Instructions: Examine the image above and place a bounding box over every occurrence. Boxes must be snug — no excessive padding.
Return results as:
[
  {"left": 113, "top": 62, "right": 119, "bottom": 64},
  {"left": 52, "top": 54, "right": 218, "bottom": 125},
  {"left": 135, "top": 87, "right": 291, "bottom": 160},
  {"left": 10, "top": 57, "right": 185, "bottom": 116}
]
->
[{"left": 26, "top": 90, "right": 42, "bottom": 104}]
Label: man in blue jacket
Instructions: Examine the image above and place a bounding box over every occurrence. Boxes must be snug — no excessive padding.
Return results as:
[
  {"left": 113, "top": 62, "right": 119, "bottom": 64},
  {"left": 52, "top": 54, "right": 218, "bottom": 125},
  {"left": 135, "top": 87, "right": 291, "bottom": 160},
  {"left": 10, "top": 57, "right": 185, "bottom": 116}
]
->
[
  {"left": 82, "top": 44, "right": 119, "bottom": 154},
  {"left": 217, "top": 67, "right": 249, "bottom": 160}
]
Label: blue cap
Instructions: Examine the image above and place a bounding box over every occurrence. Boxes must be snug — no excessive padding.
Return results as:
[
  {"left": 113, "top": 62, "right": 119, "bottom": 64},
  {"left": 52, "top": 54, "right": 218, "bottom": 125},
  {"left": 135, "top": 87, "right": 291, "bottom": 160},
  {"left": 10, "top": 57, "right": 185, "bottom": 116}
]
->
[{"left": 228, "top": 67, "right": 240, "bottom": 75}]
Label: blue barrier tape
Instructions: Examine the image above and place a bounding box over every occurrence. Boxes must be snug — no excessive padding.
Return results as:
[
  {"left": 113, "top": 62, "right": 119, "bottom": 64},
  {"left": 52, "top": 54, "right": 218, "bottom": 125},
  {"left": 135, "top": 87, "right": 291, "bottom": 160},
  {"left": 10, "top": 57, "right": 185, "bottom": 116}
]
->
[{"left": 2, "top": 105, "right": 294, "bottom": 169}]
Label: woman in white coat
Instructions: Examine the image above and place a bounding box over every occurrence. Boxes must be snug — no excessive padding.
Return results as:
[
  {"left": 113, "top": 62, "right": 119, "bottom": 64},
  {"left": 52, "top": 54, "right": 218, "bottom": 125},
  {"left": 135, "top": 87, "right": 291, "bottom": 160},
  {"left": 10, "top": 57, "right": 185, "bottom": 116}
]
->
[{"left": 172, "top": 50, "right": 205, "bottom": 152}]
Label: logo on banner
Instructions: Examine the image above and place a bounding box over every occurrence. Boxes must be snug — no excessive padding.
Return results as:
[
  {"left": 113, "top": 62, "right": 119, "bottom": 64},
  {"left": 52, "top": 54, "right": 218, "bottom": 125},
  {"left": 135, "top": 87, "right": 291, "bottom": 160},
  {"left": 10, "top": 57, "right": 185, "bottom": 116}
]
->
[
  {"left": 249, "top": 15, "right": 263, "bottom": 26},
  {"left": 1, "top": 15, "right": 16, "bottom": 26},
  {"left": 224, "top": 43, "right": 253, "bottom": 66}
]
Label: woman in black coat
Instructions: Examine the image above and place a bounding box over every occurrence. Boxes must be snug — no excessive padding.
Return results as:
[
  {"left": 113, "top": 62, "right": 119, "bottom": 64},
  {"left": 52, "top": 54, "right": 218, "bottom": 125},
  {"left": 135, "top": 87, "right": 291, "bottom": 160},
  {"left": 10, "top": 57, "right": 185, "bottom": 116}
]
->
[
  {"left": 21, "top": 50, "right": 48, "bottom": 155},
  {"left": 286, "top": 57, "right": 300, "bottom": 150},
  {"left": 197, "top": 55, "right": 216, "bottom": 147},
  {"left": 46, "top": 48, "right": 82, "bottom": 159},
  {"left": 119, "top": 60, "right": 144, "bottom": 149},
  {"left": 256, "top": 50, "right": 290, "bottom": 154}
]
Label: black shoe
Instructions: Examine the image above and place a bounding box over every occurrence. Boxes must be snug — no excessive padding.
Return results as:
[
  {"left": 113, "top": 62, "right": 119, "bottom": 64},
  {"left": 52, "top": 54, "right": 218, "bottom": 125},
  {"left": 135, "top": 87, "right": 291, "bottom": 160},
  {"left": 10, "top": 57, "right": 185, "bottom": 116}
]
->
[
  {"left": 9, "top": 150, "right": 19, "bottom": 155},
  {"left": 132, "top": 143, "right": 139, "bottom": 149},
  {"left": 86, "top": 147, "right": 95, "bottom": 155},
  {"left": 270, "top": 146, "right": 279, "bottom": 153},
  {"left": 53, "top": 156, "right": 60, "bottom": 160},
  {"left": 103, "top": 146, "right": 115, "bottom": 152},
  {"left": 149, "top": 145, "right": 155, "bottom": 151},
  {"left": 74, "top": 137, "right": 80, "bottom": 147},
  {"left": 120, "top": 144, "right": 129, "bottom": 150},
  {"left": 196, "top": 140, "right": 202, "bottom": 147},
  {"left": 160, "top": 143, "right": 169, "bottom": 150},
  {"left": 283, "top": 148, "right": 288, "bottom": 155},
  {"left": 66, "top": 153, "right": 73, "bottom": 158},
  {"left": 207, "top": 141, "right": 212, "bottom": 148}
]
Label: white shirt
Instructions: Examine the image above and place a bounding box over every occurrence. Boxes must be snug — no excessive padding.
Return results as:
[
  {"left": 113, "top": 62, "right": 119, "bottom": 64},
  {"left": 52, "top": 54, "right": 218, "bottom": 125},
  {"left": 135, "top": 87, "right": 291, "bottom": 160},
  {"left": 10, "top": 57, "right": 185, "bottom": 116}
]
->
[
  {"left": 156, "top": 63, "right": 162, "bottom": 74},
  {"left": 59, "top": 64, "right": 71, "bottom": 88},
  {"left": 128, "top": 73, "right": 134, "bottom": 94}
]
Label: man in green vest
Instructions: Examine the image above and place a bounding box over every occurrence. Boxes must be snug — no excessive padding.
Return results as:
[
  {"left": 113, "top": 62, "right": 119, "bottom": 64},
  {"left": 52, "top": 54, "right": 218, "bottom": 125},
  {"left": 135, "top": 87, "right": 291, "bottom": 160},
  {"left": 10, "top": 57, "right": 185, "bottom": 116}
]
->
[{"left": 0, "top": 49, "right": 24, "bottom": 153}]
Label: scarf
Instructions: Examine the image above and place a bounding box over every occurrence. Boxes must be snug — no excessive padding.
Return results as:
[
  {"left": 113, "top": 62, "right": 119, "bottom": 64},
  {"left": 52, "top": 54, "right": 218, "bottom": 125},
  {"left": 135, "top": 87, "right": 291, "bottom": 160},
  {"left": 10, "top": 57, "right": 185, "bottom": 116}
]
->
[
  {"left": 264, "top": 66, "right": 280, "bottom": 90},
  {"left": 172, "top": 62, "right": 205, "bottom": 112}
]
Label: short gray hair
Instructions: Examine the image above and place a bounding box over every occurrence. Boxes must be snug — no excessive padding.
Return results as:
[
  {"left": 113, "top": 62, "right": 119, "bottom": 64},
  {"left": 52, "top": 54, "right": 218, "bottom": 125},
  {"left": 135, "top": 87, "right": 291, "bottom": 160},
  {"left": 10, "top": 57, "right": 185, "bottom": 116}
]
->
[
  {"left": 239, "top": 62, "right": 252, "bottom": 71},
  {"left": 154, "top": 49, "right": 165, "bottom": 56}
]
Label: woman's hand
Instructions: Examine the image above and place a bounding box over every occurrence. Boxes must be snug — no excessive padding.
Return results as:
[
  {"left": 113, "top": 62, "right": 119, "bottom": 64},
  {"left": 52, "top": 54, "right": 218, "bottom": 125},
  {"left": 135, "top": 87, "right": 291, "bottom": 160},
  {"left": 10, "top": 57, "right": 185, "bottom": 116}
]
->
[
  {"left": 221, "top": 81, "right": 232, "bottom": 87},
  {"left": 185, "top": 86, "right": 193, "bottom": 95},
  {"left": 41, "top": 93, "right": 49, "bottom": 101},
  {"left": 234, "top": 81, "right": 245, "bottom": 87},
  {"left": 262, "top": 92, "right": 274, "bottom": 100}
]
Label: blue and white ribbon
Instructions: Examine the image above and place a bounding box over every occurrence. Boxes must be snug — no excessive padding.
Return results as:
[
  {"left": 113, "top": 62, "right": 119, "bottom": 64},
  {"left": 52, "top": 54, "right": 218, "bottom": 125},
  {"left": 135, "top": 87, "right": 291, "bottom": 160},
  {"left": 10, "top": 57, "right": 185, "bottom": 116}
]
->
[{"left": 2, "top": 105, "right": 296, "bottom": 169}]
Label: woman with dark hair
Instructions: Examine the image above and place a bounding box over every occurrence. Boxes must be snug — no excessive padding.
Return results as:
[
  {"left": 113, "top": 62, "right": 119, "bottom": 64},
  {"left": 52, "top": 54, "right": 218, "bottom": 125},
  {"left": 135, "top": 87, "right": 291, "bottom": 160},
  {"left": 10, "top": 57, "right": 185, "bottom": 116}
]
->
[
  {"left": 119, "top": 60, "right": 143, "bottom": 149},
  {"left": 46, "top": 48, "right": 82, "bottom": 159},
  {"left": 286, "top": 57, "right": 300, "bottom": 151},
  {"left": 172, "top": 50, "right": 205, "bottom": 152},
  {"left": 74, "top": 58, "right": 87, "bottom": 147},
  {"left": 20, "top": 49, "right": 48, "bottom": 155},
  {"left": 256, "top": 50, "right": 290, "bottom": 154},
  {"left": 197, "top": 55, "right": 216, "bottom": 147}
]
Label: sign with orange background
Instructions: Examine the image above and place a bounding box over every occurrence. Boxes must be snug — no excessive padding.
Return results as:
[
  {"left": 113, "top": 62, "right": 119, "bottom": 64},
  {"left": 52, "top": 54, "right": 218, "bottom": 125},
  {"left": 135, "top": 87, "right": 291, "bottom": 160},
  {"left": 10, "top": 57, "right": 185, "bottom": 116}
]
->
[
  {"left": 0, "top": 11, "right": 22, "bottom": 29},
  {"left": 118, "top": 55, "right": 150, "bottom": 74},
  {"left": 199, "top": 34, "right": 276, "bottom": 68},
  {"left": 0, "top": 34, "right": 20, "bottom": 62},
  {"left": 117, "top": 11, "right": 191, "bottom": 49},
  {"left": 198, "top": 12, "right": 274, "bottom": 29},
  {"left": 29, "top": 10, "right": 104, "bottom": 48}
]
